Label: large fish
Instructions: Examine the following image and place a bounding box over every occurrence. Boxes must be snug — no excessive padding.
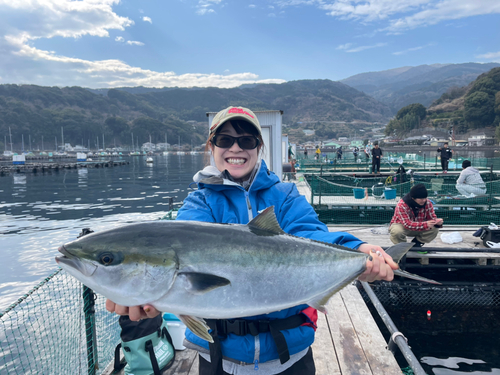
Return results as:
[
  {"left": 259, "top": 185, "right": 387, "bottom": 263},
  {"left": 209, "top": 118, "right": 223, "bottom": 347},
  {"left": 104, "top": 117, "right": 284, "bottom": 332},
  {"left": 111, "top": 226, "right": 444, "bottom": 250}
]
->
[{"left": 55, "top": 206, "right": 438, "bottom": 342}]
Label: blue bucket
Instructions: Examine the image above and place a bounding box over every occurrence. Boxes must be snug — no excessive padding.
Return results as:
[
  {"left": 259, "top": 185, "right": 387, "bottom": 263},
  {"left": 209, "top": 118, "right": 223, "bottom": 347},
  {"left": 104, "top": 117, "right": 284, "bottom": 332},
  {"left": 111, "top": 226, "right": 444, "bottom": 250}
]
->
[
  {"left": 384, "top": 188, "right": 397, "bottom": 200},
  {"left": 353, "top": 188, "right": 365, "bottom": 199}
]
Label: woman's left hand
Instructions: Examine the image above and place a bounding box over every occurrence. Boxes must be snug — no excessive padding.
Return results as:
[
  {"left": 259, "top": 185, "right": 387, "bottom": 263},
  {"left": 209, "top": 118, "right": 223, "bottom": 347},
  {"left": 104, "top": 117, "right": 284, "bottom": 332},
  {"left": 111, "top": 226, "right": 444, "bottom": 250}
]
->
[{"left": 357, "top": 243, "right": 399, "bottom": 282}]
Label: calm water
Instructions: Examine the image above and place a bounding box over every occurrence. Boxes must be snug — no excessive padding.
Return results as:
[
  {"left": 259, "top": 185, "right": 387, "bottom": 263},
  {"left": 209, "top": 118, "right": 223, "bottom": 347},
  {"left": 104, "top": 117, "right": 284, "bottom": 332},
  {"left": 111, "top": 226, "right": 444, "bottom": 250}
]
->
[
  {"left": 1, "top": 153, "right": 499, "bottom": 374},
  {"left": 0, "top": 154, "right": 205, "bottom": 310}
]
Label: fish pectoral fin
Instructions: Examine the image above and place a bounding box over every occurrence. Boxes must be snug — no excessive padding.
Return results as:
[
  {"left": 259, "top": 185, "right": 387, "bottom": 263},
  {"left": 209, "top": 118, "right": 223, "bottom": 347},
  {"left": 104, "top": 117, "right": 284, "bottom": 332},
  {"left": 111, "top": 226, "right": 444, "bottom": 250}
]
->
[
  {"left": 179, "top": 272, "right": 231, "bottom": 295},
  {"left": 179, "top": 315, "right": 214, "bottom": 343},
  {"left": 394, "top": 269, "right": 441, "bottom": 285}
]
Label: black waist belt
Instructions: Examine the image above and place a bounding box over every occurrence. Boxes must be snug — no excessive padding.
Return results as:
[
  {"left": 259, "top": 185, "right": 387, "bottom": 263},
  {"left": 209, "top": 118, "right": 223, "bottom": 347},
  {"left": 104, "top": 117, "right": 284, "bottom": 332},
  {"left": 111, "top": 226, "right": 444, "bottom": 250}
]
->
[{"left": 206, "top": 314, "right": 307, "bottom": 371}]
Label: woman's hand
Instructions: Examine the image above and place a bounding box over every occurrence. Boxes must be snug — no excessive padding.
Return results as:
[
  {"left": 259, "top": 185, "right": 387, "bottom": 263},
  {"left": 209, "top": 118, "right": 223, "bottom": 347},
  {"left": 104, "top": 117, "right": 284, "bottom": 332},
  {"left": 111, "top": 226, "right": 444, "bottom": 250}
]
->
[
  {"left": 106, "top": 299, "right": 161, "bottom": 321},
  {"left": 357, "top": 243, "right": 399, "bottom": 282}
]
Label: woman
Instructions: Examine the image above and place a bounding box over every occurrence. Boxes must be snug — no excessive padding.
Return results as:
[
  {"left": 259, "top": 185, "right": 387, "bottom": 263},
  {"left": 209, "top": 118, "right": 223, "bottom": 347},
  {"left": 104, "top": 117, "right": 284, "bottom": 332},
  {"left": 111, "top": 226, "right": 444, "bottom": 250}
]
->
[{"left": 107, "top": 106, "right": 398, "bottom": 375}]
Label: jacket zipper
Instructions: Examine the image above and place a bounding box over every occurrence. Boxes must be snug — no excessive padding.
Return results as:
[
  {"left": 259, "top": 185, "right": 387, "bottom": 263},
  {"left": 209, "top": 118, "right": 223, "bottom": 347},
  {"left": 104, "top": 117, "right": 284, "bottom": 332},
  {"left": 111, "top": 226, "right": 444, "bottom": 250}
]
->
[{"left": 245, "top": 191, "right": 253, "bottom": 221}]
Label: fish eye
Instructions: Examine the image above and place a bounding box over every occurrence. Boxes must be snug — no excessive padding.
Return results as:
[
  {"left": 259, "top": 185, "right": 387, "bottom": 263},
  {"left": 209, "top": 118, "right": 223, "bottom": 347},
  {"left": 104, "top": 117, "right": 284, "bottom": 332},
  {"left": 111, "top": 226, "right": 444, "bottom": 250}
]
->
[{"left": 99, "top": 252, "right": 114, "bottom": 266}]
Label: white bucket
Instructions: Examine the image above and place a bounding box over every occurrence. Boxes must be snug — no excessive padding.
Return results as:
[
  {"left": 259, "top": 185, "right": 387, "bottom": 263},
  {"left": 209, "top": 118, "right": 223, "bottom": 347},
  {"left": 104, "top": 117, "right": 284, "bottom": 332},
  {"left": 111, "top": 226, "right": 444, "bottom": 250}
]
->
[{"left": 166, "top": 321, "right": 187, "bottom": 350}]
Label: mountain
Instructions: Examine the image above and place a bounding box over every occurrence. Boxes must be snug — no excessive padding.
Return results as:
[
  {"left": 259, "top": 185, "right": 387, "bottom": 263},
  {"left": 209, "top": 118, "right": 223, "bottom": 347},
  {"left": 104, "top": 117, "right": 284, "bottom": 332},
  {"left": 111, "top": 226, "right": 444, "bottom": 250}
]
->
[
  {"left": 341, "top": 63, "right": 500, "bottom": 112},
  {"left": 0, "top": 80, "right": 391, "bottom": 149},
  {"left": 386, "top": 67, "right": 500, "bottom": 136}
]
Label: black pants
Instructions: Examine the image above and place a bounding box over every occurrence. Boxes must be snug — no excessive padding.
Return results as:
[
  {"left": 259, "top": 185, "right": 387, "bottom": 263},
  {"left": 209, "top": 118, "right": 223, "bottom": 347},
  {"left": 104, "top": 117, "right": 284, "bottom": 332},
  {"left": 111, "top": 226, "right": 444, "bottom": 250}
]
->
[
  {"left": 441, "top": 158, "right": 449, "bottom": 171},
  {"left": 198, "top": 347, "right": 316, "bottom": 375},
  {"left": 372, "top": 158, "right": 381, "bottom": 173}
]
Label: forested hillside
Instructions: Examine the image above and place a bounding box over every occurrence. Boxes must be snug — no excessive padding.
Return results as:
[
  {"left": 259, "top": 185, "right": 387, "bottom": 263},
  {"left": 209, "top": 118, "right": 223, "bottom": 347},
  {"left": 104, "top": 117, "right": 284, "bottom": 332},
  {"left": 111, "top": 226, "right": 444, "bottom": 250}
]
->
[
  {"left": 0, "top": 80, "right": 392, "bottom": 149},
  {"left": 385, "top": 67, "right": 500, "bottom": 138}
]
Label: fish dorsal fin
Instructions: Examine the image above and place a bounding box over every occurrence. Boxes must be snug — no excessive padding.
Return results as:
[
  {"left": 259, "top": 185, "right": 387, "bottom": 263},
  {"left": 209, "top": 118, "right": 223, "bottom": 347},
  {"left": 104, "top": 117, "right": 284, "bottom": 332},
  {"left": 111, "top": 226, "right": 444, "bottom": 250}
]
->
[
  {"left": 248, "top": 206, "right": 285, "bottom": 236},
  {"left": 385, "top": 242, "right": 415, "bottom": 263}
]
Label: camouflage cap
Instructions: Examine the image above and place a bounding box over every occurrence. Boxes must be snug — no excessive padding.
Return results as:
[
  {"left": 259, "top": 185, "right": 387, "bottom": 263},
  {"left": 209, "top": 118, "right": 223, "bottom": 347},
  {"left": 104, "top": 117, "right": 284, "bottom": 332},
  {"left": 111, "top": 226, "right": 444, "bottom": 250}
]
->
[{"left": 210, "top": 106, "right": 261, "bottom": 136}]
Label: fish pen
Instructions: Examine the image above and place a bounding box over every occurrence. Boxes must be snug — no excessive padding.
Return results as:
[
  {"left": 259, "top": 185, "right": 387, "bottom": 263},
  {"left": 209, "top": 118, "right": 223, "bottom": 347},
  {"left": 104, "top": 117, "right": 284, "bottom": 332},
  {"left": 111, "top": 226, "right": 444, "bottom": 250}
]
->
[
  {"left": 302, "top": 171, "right": 500, "bottom": 226},
  {"left": 296, "top": 154, "right": 500, "bottom": 174},
  {"left": 0, "top": 269, "right": 119, "bottom": 375}
]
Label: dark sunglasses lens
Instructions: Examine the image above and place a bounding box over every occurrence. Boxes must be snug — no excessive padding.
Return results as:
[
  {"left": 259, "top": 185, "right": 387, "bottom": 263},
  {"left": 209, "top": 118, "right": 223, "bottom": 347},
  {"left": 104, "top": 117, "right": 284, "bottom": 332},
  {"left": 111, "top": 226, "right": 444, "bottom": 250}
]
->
[
  {"left": 214, "top": 135, "right": 234, "bottom": 148},
  {"left": 238, "top": 136, "right": 258, "bottom": 149}
]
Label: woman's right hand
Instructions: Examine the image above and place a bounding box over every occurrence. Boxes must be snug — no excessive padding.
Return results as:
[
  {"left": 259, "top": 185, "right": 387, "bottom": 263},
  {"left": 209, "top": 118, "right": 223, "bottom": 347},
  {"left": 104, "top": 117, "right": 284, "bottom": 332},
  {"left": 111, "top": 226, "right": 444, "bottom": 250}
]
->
[{"left": 106, "top": 299, "right": 161, "bottom": 321}]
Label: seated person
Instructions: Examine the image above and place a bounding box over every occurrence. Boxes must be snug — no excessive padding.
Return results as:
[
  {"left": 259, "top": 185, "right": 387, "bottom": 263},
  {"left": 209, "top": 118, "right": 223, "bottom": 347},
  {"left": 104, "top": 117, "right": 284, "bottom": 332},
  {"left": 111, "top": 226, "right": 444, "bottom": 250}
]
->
[
  {"left": 389, "top": 183, "right": 443, "bottom": 247},
  {"left": 456, "top": 160, "right": 486, "bottom": 197}
]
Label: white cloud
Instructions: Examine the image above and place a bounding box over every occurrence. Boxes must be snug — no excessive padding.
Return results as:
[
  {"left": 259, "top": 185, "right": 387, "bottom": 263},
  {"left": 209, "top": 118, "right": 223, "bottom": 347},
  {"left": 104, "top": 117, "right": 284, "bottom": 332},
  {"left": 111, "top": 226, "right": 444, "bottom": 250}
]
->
[
  {"left": 336, "top": 43, "right": 353, "bottom": 50},
  {"left": 392, "top": 43, "right": 435, "bottom": 55},
  {"left": 346, "top": 42, "right": 387, "bottom": 53},
  {"left": 126, "top": 41, "right": 144, "bottom": 46},
  {"left": 0, "top": 0, "right": 285, "bottom": 88},
  {"left": 384, "top": 0, "right": 500, "bottom": 33},
  {"left": 143, "top": 16, "right": 152, "bottom": 24},
  {"left": 248, "top": 4, "right": 256, "bottom": 8},
  {"left": 196, "top": 0, "right": 221, "bottom": 15},
  {"left": 476, "top": 51, "right": 500, "bottom": 60},
  {"left": 274, "top": 0, "right": 500, "bottom": 33}
]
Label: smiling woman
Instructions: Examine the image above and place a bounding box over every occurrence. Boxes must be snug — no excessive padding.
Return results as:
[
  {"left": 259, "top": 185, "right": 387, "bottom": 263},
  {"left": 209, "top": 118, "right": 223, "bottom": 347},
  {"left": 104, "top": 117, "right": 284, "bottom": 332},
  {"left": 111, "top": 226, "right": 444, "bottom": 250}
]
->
[{"left": 106, "top": 105, "right": 399, "bottom": 375}]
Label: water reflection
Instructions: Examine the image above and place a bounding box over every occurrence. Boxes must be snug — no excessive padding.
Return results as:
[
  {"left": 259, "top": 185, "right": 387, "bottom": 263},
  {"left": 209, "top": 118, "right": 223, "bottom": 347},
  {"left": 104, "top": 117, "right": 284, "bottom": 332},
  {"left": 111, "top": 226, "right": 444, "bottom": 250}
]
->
[{"left": 0, "top": 155, "right": 204, "bottom": 310}]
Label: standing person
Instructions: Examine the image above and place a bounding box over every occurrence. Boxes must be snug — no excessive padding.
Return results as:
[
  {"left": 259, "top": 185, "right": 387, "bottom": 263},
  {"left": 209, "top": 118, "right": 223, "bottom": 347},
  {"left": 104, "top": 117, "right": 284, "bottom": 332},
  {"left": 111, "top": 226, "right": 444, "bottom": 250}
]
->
[
  {"left": 336, "top": 146, "right": 343, "bottom": 160},
  {"left": 364, "top": 143, "right": 371, "bottom": 160},
  {"left": 352, "top": 146, "right": 359, "bottom": 161},
  {"left": 389, "top": 183, "right": 443, "bottom": 248},
  {"left": 315, "top": 146, "right": 321, "bottom": 161},
  {"left": 371, "top": 141, "right": 383, "bottom": 175},
  {"left": 106, "top": 106, "right": 398, "bottom": 375},
  {"left": 437, "top": 142, "right": 453, "bottom": 173},
  {"left": 456, "top": 160, "right": 486, "bottom": 197},
  {"left": 304, "top": 148, "right": 308, "bottom": 159}
]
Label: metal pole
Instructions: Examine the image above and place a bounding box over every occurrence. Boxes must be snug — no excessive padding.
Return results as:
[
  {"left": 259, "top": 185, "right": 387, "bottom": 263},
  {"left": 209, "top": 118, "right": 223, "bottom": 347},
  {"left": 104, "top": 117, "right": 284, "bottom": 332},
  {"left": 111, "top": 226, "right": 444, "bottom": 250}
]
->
[
  {"left": 83, "top": 286, "right": 97, "bottom": 375},
  {"left": 360, "top": 282, "right": 427, "bottom": 375}
]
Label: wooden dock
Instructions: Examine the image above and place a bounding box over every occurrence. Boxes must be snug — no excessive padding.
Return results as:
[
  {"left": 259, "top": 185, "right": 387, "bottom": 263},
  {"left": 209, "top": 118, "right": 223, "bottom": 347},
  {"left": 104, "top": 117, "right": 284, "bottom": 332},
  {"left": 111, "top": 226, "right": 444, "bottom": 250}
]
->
[{"left": 106, "top": 284, "right": 402, "bottom": 375}]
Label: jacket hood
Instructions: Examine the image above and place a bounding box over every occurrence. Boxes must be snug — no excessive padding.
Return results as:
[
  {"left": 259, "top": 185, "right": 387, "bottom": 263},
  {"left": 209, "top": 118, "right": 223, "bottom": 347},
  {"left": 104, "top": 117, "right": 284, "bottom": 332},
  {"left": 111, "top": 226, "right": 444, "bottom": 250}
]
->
[{"left": 194, "top": 159, "right": 279, "bottom": 192}]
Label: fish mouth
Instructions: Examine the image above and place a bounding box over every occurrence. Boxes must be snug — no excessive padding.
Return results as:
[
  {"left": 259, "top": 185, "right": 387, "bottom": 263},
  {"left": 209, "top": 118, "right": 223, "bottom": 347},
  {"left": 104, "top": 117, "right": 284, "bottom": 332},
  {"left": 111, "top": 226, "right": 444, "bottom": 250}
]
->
[{"left": 55, "top": 245, "right": 97, "bottom": 277}]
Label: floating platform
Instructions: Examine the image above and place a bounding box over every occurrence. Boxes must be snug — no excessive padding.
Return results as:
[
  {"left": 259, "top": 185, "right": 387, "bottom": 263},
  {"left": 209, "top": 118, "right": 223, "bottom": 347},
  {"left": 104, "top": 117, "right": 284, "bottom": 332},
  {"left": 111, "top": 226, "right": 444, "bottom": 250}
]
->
[{"left": 0, "top": 160, "right": 129, "bottom": 175}]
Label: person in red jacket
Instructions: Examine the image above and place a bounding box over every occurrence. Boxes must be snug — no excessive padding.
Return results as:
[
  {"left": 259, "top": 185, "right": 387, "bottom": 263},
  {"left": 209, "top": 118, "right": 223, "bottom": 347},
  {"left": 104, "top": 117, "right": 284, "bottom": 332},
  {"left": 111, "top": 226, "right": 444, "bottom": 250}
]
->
[{"left": 389, "top": 184, "right": 443, "bottom": 247}]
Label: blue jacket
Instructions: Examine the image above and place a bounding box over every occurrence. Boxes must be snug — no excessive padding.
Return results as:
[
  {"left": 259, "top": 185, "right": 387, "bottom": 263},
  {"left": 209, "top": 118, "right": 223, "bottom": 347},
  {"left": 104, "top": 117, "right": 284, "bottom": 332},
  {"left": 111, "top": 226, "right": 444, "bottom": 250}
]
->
[{"left": 176, "top": 160, "right": 364, "bottom": 364}]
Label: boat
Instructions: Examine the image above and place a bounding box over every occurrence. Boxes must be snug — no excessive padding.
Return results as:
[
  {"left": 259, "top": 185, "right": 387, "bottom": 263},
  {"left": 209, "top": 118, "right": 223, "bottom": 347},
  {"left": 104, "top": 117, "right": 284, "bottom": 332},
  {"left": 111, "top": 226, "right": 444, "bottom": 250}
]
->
[{"left": 146, "top": 157, "right": 154, "bottom": 163}]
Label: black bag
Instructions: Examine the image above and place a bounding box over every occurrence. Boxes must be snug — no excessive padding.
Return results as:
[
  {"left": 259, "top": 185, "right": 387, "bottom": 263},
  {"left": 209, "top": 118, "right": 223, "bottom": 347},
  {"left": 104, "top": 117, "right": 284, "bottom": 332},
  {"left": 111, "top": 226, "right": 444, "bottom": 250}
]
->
[{"left": 480, "top": 227, "right": 500, "bottom": 248}]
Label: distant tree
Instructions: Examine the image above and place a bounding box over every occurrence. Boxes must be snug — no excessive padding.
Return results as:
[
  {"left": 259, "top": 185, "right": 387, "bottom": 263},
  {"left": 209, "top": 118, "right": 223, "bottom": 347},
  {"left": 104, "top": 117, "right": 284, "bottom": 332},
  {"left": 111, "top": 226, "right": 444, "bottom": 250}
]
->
[
  {"left": 495, "top": 91, "right": 500, "bottom": 126},
  {"left": 396, "top": 103, "right": 426, "bottom": 121},
  {"left": 464, "top": 91, "right": 495, "bottom": 128}
]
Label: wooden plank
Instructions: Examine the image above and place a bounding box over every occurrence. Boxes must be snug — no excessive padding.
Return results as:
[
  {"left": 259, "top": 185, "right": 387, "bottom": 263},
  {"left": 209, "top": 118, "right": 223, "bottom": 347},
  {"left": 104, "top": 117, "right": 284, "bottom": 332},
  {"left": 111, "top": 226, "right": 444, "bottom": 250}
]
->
[
  {"left": 312, "top": 311, "right": 342, "bottom": 375},
  {"left": 162, "top": 348, "right": 198, "bottom": 375},
  {"left": 340, "top": 284, "right": 402, "bottom": 375},
  {"left": 326, "top": 290, "right": 373, "bottom": 375}
]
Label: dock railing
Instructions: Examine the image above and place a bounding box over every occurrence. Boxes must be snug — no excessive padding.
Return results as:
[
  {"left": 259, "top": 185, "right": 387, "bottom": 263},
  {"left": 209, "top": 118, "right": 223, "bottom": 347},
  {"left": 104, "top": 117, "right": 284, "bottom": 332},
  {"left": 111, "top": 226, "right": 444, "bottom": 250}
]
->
[{"left": 360, "top": 281, "right": 427, "bottom": 375}]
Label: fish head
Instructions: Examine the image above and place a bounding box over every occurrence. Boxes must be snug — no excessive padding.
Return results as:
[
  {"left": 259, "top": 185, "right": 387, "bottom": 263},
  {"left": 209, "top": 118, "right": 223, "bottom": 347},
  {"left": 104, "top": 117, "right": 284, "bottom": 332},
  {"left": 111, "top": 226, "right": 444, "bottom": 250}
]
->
[{"left": 55, "top": 224, "right": 178, "bottom": 307}]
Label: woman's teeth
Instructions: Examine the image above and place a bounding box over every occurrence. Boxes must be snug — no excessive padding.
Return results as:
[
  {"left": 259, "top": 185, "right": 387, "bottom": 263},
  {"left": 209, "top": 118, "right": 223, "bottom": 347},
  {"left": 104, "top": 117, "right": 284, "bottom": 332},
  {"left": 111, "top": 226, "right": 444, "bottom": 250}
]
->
[{"left": 226, "top": 158, "right": 246, "bottom": 165}]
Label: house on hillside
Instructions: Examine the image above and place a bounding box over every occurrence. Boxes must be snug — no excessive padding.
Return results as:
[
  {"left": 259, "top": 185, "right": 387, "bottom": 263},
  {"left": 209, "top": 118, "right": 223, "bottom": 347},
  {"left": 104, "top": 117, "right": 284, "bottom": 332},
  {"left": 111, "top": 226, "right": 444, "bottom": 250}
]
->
[{"left": 468, "top": 134, "right": 495, "bottom": 146}]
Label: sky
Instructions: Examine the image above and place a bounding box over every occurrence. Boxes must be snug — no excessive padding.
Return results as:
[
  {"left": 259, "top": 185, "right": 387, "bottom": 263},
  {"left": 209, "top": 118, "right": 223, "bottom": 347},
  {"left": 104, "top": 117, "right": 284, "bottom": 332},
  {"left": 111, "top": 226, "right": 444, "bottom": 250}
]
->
[{"left": 0, "top": 0, "right": 499, "bottom": 89}]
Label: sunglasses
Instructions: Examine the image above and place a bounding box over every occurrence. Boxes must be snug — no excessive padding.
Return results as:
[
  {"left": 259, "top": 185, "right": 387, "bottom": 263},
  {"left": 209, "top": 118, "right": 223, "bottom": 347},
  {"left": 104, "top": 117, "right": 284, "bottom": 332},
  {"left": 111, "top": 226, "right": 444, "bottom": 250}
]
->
[{"left": 212, "top": 134, "right": 260, "bottom": 150}]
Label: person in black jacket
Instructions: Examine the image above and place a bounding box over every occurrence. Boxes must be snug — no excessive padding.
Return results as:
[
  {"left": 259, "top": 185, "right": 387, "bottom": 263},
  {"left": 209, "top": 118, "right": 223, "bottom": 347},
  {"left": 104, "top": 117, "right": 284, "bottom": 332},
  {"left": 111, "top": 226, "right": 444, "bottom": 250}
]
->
[
  {"left": 437, "top": 142, "right": 453, "bottom": 173},
  {"left": 371, "top": 142, "right": 383, "bottom": 175}
]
